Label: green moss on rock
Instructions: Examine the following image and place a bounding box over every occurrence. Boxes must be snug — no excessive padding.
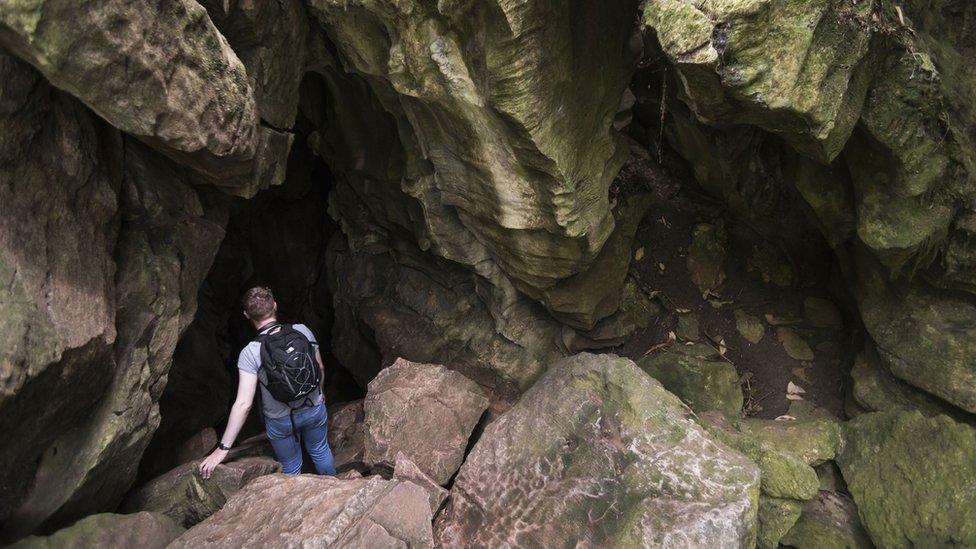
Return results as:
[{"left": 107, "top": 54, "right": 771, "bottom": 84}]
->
[
  {"left": 837, "top": 411, "right": 976, "bottom": 547},
  {"left": 638, "top": 343, "right": 743, "bottom": 417},
  {"left": 758, "top": 495, "right": 804, "bottom": 549},
  {"left": 699, "top": 412, "right": 820, "bottom": 501}
]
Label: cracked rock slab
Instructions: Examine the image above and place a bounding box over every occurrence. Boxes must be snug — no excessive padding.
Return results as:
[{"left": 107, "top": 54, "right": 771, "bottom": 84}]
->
[
  {"left": 170, "top": 474, "right": 434, "bottom": 548},
  {"left": 435, "top": 353, "right": 760, "bottom": 547},
  {"left": 121, "top": 457, "right": 280, "bottom": 528},
  {"left": 364, "top": 358, "right": 489, "bottom": 485}
]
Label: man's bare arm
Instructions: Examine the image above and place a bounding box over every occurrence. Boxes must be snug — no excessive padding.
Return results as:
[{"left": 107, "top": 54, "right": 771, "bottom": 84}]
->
[{"left": 200, "top": 371, "right": 257, "bottom": 478}]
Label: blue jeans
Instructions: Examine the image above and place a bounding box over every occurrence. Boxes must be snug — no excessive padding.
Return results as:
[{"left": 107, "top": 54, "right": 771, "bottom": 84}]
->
[{"left": 265, "top": 403, "right": 336, "bottom": 476}]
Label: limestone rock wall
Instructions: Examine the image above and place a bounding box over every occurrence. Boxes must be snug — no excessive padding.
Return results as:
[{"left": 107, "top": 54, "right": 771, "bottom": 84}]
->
[
  {"left": 0, "top": 51, "right": 232, "bottom": 537},
  {"left": 0, "top": 0, "right": 657, "bottom": 537},
  {"left": 640, "top": 0, "right": 976, "bottom": 417}
]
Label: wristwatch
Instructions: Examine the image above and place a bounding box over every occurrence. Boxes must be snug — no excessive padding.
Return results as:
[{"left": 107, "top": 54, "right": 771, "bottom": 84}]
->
[{"left": 217, "top": 442, "right": 231, "bottom": 451}]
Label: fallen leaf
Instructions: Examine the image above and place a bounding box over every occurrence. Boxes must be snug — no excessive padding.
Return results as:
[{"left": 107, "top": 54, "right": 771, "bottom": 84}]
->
[
  {"left": 787, "top": 381, "right": 806, "bottom": 395},
  {"left": 634, "top": 247, "right": 645, "bottom": 261},
  {"left": 775, "top": 415, "right": 796, "bottom": 421},
  {"left": 786, "top": 393, "right": 805, "bottom": 401}
]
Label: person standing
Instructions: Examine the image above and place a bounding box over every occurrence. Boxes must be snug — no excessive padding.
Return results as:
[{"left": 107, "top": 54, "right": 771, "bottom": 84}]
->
[{"left": 200, "top": 286, "right": 336, "bottom": 477}]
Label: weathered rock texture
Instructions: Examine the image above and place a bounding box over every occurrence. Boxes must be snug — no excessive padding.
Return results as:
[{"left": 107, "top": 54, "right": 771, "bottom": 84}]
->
[
  {"left": 0, "top": 0, "right": 291, "bottom": 196},
  {"left": 0, "top": 50, "right": 231, "bottom": 537},
  {"left": 170, "top": 474, "right": 435, "bottom": 548},
  {"left": 638, "top": 342, "right": 743, "bottom": 417},
  {"left": 435, "top": 353, "right": 761, "bottom": 547},
  {"left": 306, "top": 0, "right": 655, "bottom": 389},
  {"left": 364, "top": 358, "right": 489, "bottom": 484},
  {"left": 121, "top": 457, "right": 280, "bottom": 528},
  {"left": 699, "top": 412, "right": 842, "bottom": 547},
  {"left": 837, "top": 410, "right": 976, "bottom": 547},
  {"left": 328, "top": 400, "right": 367, "bottom": 472},
  {"left": 640, "top": 0, "right": 976, "bottom": 420},
  {"left": 10, "top": 512, "right": 184, "bottom": 549}
]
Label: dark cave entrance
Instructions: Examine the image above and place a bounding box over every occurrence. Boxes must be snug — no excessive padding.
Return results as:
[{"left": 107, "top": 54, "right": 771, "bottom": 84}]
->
[
  {"left": 612, "top": 32, "right": 865, "bottom": 420},
  {"left": 138, "top": 114, "right": 364, "bottom": 481}
]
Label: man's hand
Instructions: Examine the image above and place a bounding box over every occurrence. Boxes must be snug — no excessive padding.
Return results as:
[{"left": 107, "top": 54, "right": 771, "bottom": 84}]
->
[{"left": 199, "top": 448, "right": 229, "bottom": 479}]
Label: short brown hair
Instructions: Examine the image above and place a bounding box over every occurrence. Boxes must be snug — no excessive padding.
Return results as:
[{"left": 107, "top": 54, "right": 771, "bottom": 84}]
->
[{"left": 242, "top": 286, "right": 276, "bottom": 320}]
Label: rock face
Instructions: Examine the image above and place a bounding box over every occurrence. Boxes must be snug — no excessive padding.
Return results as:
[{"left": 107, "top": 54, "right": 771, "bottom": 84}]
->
[
  {"left": 10, "top": 512, "right": 183, "bottom": 549},
  {"left": 364, "top": 358, "right": 489, "bottom": 484},
  {"left": 837, "top": 411, "right": 976, "bottom": 547},
  {"left": 309, "top": 0, "right": 654, "bottom": 390},
  {"left": 0, "top": 0, "right": 291, "bottom": 196},
  {"left": 640, "top": 0, "right": 976, "bottom": 419},
  {"left": 393, "top": 454, "right": 448, "bottom": 515},
  {"left": 0, "top": 50, "right": 232, "bottom": 537},
  {"left": 121, "top": 457, "right": 280, "bottom": 528},
  {"left": 170, "top": 474, "right": 435, "bottom": 548},
  {"left": 435, "top": 353, "right": 761, "bottom": 547}
]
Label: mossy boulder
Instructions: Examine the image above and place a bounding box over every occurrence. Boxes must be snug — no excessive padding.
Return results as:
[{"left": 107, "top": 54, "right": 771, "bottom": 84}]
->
[
  {"left": 781, "top": 491, "right": 872, "bottom": 549},
  {"left": 699, "top": 413, "right": 819, "bottom": 502},
  {"left": 859, "top": 281, "right": 976, "bottom": 415},
  {"left": 837, "top": 411, "right": 976, "bottom": 547},
  {"left": 642, "top": 0, "right": 874, "bottom": 162},
  {"left": 758, "top": 496, "right": 804, "bottom": 549},
  {"left": 638, "top": 343, "right": 743, "bottom": 417},
  {"left": 848, "top": 343, "right": 962, "bottom": 419},
  {"left": 739, "top": 418, "right": 842, "bottom": 467},
  {"left": 436, "top": 354, "right": 761, "bottom": 547}
]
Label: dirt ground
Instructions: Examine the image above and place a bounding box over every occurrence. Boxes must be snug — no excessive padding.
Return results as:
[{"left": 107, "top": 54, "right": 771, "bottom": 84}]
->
[{"left": 611, "top": 152, "right": 856, "bottom": 419}]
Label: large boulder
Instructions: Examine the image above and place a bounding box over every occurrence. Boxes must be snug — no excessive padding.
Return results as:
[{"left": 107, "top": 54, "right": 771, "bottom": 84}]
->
[
  {"left": 364, "top": 358, "right": 489, "bottom": 484},
  {"left": 10, "top": 512, "right": 183, "bottom": 549},
  {"left": 848, "top": 343, "right": 963, "bottom": 419},
  {"left": 837, "top": 410, "right": 976, "bottom": 547},
  {"left": 699, "top": 412, "right": 842, "bottom": 547},
  {"left": 170, "top": 474, "right": 435, "bottom": 548},
  {"left": 121, "top": 457, "right": 280, "bottom": 528},
  {"left": 435, "top": 353, "right": 761, "bottom": 547},
  {"left": 642, "top": 0, "right": 873, "bottom": 163}
]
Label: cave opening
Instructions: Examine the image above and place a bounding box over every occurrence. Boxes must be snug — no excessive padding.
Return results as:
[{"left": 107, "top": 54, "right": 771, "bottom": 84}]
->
[
  {"left": 610, "top": 32, "right": 866, "bottom": 420},
  {"left": 138, "top": 108, "right": 366, "bottom": 482}
]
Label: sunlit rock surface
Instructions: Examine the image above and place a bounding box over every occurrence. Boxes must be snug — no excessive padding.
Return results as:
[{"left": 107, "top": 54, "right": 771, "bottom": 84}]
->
[{"left": 435, "top": 354, "right": 761, "bottom": 547}]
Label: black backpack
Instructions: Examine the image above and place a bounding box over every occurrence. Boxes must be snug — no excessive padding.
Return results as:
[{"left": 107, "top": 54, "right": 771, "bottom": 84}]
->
[{"left": 255, "top": 324, "right": 321, "bottom": 404}]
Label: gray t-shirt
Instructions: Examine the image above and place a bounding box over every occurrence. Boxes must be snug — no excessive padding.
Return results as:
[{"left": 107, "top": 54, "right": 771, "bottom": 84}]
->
[{"left": 238, "top": 323, "right": 324, "bottom": 419}]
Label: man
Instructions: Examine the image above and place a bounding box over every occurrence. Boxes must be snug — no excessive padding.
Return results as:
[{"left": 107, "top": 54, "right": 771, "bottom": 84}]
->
[{"left": 200, "top": 286, "right": 336, "bottom": 478}]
